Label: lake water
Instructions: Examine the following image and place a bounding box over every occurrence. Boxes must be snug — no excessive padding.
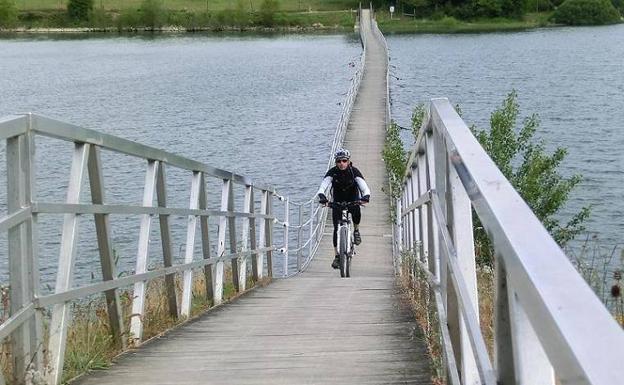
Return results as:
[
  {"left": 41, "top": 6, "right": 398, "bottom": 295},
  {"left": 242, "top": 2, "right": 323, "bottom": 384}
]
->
[
  {"left": 387, "top": 25, "right": 624, "bottom": 258},
  {"left": 0, "top": 33, "right": 361, "bottom": 287},
  {"left": 1, "top": 26, "right": 623, "bottom": 289}
]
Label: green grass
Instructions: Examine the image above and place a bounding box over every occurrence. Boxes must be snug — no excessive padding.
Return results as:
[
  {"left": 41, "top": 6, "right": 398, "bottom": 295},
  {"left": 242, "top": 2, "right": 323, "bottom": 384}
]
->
[
  {"left": 15, "top": 0, "right": 360, "bottom": 12},
  {"left": 377, "top": 11, "right": 556, "bottom": 34}
]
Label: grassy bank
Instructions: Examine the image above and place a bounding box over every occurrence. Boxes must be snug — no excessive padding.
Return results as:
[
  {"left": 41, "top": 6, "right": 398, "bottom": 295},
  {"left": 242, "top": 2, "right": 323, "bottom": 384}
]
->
[{"left": 376, "top": 11, "right": 555, "bottom": 33}]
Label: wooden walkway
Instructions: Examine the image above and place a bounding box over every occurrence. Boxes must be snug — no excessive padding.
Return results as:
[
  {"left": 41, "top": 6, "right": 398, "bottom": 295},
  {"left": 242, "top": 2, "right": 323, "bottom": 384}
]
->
[{"left": 75, "top": 10, "right": 431, "bottom": 385}]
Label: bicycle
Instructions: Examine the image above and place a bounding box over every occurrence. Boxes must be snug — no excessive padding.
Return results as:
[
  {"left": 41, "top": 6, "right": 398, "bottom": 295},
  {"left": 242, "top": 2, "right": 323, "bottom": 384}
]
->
[{"left": 327, "top": 201, "right": 362, "bottom": 278}]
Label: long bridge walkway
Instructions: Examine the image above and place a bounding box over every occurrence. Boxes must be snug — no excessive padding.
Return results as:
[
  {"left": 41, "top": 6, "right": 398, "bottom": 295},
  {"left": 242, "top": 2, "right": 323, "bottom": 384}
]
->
[{"left": 75, "top": 10, "right": 431, "bottom": 385}]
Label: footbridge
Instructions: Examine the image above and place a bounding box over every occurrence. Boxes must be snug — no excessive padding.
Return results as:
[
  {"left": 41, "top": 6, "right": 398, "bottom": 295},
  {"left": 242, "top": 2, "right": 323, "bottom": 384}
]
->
[{"left": 1, "top": 6, "right": 624, "bottom": 385}]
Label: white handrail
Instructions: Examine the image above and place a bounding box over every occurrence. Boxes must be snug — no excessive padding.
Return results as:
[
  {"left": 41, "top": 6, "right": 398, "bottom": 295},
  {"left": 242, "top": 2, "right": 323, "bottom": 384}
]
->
[{"left": 395, "top": 98, "right": 624, "bottom": 385}]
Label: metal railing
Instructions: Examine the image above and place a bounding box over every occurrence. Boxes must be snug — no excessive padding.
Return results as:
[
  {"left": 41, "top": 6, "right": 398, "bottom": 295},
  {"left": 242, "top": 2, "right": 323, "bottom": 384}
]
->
[
  {"left": 0, "top": 114, "right": 289, "bottom": 384},
  {"left": 394, "top": 98, "right": 624, "bottom": 384}
]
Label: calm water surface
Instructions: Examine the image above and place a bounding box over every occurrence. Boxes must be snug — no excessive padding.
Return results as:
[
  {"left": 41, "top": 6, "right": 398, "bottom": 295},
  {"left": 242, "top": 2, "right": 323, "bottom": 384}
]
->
[
  {"left": 0, "top": 33, "right": 360, "bottom": 286},
  {"left": 387, "top": 25, "right": 624, "bottom": 255}
]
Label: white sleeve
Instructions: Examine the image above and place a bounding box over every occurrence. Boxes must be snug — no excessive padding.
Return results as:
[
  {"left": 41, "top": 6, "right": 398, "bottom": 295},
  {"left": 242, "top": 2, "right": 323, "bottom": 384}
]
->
[
  {"left": 317, "top": 176, "right": 332, "bottom": 195},
  {"left": 355, "top": 177, "right": 371, "bottom": 197}
]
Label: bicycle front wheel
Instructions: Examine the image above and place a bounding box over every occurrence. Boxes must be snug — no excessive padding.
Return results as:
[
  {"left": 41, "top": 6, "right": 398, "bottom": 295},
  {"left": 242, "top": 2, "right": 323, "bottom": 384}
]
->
[{"left": 339, "top": 226, "right": 349, "bottom": 278}]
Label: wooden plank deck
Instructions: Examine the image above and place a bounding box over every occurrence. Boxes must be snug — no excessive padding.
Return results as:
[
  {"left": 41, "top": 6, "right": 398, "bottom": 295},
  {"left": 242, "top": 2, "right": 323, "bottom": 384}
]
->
[{"left": 74, "top": 10, "right": 431, "bottom": 385}]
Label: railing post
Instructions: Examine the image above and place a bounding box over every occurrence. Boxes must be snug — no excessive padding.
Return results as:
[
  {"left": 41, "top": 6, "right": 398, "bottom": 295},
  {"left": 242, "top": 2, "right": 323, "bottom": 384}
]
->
[
  {"left": 448, "top": 158, "right": 479, "bottom": 385},
  {"left": 47, "top": 143, "right": 91, "bottom": 384},
  {"left": 240, "top": 185, "right": 253, "bottom": 291},
  {"left": 213, "top": 179, "right": 230, "bottom": 305},
  {"left": 266, "top": 192, "right": 274, "bottom": 278},
  {"left": 507, "top": 283, "right": 555, "bottom": 385},
  {"left": 296, "top": 204, "right": 303, "bottom": 272},
  {"left": 495, "top": 258, "right": 516, "bottom": 384},
  {"left": 157, "top": 163, "right": 179, "bottom": 320},
  {"left": 309, "top": 200, "right": 314, "bottom": 258},
  {"left": 282, "top": 198, "right": 289, "bottom": 277},
  {"left": 258, "top": 190, "right": 268, "bottom": 280},
  {"left": 180, "top": 171, "right": 202, "bottom": 317},
  {"left": 129, "top": 159, "right": 159, "bottom": 345},
  {"left": 87, "top": 146, "right": 126, "bottom": 349},
  {"left": 6, "top": 132, "right": 41, "bottom": 382},
  {"left": 249, "top": 188, "right": 259, "bottom": 282},
  {"left": 228, "top": 180, "right": 239, "bottom": 292},
  {"left": 199, "top": 174, "right": 213, "bottom": 301}
]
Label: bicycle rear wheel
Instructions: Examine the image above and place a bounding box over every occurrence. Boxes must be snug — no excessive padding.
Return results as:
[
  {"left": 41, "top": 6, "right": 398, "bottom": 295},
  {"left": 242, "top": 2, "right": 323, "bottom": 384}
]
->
[{"left": 339, "top": 226, "right": 349, "bottom": 278}]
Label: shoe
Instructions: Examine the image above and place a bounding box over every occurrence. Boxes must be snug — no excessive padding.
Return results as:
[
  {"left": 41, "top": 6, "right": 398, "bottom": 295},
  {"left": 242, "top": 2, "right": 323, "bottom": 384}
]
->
[
  {"left": 353, "top": 230, "right": 361, "bottom": 245},
  {"left": 331, "top": 255, "right": 340, "bottom": 269}
]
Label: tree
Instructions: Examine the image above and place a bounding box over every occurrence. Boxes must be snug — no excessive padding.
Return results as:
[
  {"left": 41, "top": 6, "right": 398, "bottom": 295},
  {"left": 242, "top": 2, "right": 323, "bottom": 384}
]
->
[
  {"left": 259, "top": 0, "right": 279, "bottom": 26},
  {"left": 67, "top": 0, "right": 94, "bottom": 21},
  {"left": 0, "top": 0, "right": 18, "bottom": 28},
  {"left": 552, "top": 0, "right": 620, "bottom": 25},
  {"left": 471, "top": 91, "right": 590, "bottom": 265}
]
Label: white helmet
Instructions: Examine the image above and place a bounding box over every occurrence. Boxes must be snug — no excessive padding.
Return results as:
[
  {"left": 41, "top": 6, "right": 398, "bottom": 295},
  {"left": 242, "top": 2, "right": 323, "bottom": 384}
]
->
[{"left": 334, "top": 148, "right": 350, "bottom": 161}]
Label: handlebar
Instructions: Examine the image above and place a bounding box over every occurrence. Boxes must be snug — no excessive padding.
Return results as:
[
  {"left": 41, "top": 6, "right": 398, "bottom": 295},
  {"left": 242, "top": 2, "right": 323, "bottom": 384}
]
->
[{"left": 325, "top": 201, "right": 364, "bottom": 209}]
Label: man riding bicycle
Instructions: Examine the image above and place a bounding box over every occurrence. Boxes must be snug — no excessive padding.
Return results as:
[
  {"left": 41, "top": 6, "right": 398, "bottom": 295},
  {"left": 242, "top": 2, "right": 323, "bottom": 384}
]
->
[{"left": 317, "top": 148, "right": 371, "bottom": 269}]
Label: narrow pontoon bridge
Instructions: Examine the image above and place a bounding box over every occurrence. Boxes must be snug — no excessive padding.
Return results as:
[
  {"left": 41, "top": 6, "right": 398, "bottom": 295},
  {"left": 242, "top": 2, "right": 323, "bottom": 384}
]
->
[{"left": 1, "top": 7, "right": 623, "bottom": 385}]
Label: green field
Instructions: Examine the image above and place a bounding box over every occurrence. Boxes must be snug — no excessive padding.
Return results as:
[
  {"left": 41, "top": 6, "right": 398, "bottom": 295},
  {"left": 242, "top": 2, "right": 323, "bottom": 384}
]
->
[{"left": 15, "top": 0, "right": 361, "bottom": 12}]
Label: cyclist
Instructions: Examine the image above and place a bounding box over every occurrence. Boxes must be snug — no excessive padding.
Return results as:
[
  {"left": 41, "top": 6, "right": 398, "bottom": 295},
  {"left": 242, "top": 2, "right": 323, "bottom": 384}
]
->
[{"left": 317, "top": 148, "right": 371, "bottom": 269}]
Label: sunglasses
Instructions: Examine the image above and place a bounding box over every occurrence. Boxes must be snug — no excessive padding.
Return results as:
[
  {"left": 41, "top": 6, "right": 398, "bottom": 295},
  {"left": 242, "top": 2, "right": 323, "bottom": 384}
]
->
[{"left": 336, "top": 159, "right": 349, "bottom": 163}]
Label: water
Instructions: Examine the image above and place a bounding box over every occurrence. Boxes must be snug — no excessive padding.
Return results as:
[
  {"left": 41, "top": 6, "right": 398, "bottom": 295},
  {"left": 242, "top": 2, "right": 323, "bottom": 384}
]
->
[
  {"left": 0, "top": 33, "right": 361, "bottom": 288},
  {"left": 387, "top": 25, "right": 624, "bottom": 255}
]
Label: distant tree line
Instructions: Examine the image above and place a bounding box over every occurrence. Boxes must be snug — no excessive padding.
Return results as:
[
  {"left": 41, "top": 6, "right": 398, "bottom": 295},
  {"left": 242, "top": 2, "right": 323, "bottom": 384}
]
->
[{"left": 371, "top": 0, "right": 622, "bottom": 23}]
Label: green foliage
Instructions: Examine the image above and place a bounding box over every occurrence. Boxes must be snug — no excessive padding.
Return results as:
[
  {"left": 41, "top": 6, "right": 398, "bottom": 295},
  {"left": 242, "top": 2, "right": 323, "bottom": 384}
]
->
[
  {"left": 411, "top": 103, "right": 426, "bottom": 141},
  {"left": 551, "top": 0, "right": 621, "bottom": 25},
  {"left": 140, "top": 0, "right": 167, "bottom": 28},
  {"left": 259, "top": 0, "right": 280, "bottom": 26},
  {"left": 67, "top": 0, "right": 94, "bottom": 21},
  {"left": 0, "top": 0, "right": 17, "bottom": 28},
  {"left": 383, "top": 121, "right": 407, "bottom": 199},
  {"left": 472, "top": 91, "right": 590, "bottom": 265}
]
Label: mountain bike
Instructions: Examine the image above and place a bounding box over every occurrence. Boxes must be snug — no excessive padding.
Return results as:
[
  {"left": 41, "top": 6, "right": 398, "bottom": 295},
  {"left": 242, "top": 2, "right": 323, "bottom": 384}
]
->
[{"left": 328, "top": 201, "right": 362, "bottom": 278}]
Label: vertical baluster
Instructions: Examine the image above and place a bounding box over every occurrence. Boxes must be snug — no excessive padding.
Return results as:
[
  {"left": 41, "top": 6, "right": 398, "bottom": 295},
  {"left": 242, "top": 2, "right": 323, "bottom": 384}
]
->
[
  {"left": 228, "top": 181, "right": 239, "bottom": 292},
  {"left": 47, "top": 143, "right": 90, "bottom": 385},
  {"left": 249, "top": 188, "right": 259, "bottom": 283},
  {"left": 6, "top": 133, "right": 35, "bottom": 382},
  {"left": 495, "top": 259, "right": 515, "bottom": 384},
  {"left": 181, "top": 171, "right": 202, "bottom": 317},
  {"left": 309, "top": 200, "right": 314, "bottom": 258},
  {"left": 395, "top": 195, "right": 402, "bottom": 274},
  {"left": 507, "top": 284, "right": 555, "bottom": 385},
  {"left": 199, "top": 174, "right": 213, "bottom": 301},
  {"left": 129, "top": 160, "right": 159, "bottom": 345},
  {"left": 240, "top": 185, "right": 252, "bottom": 291},
  {"left": 156, "top": 163, "right": 178, "bottom": 319},
  {"left": 405, "top": 175, "right": 413, "bottom": 250},
  {"left": 411, "top": 165, "right": 421, "bottom": 253},
  {"left": 23, "top": 126, "right": 44, "bottom": 374},
  {"left": 87, "top": 146, "right": 126, "bottom": 349},
  {"left": 213, "top": 179, "right": 230, "bottom": 305},
  {"left": 266, "top": 192, "right": 274, "bottom": 278},
  {"left": 258, "top": 190, "right": 268, "bottom": 280},
  {"left": 296, "top": 204, "right": 303, "bottom": 272},
  {"left": 417, "top": 150, "right": 429, "bottom": 267},
  {"left": 425, "top": 132, "right": 440, "bottom": 281},
  {"left": 282, "top": 198, "right": 289, "bottom": 277},
  {"left": 448, "top": 157, "right": 479, "bottom": 385}
]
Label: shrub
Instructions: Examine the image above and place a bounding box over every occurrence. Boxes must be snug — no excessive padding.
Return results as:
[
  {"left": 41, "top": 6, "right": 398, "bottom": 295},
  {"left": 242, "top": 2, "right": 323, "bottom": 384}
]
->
[
  {"left": 67, "top": 0, "right": 94, "bottom": 21},
  {"left": 259, "top": 0, "right": 280, "bottom": 26},
  {"left": 140, "top": 0, "right": 167, "bottom": 28},
  {"left": 551, "top": 0, "right": 621, "bottom": 25},
  {"left": 471, "top": 91, "right": 590, "bottom": 265},
  {"left": 0, "top": 0, "right": 17, "bottom": 28}
]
